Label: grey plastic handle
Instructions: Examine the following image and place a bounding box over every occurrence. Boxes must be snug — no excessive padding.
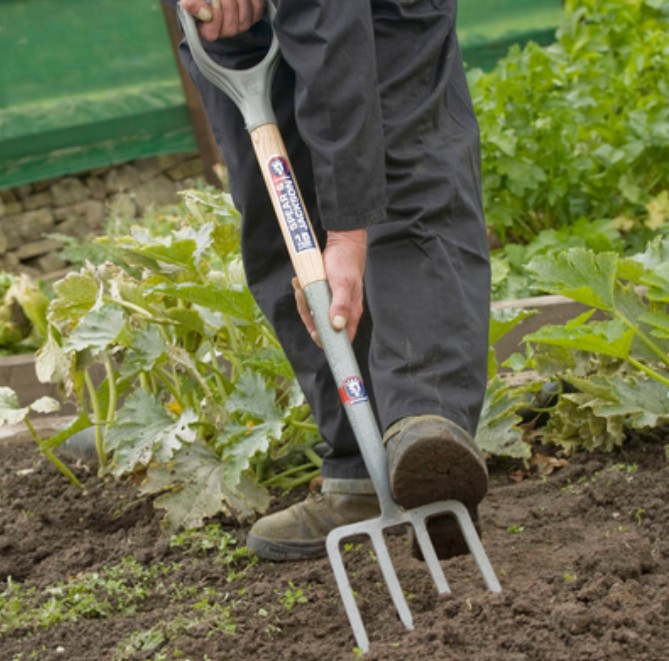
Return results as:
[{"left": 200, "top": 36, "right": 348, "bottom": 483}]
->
[{"left": 176, "top": 2, "right": 280, "bottom": 131}]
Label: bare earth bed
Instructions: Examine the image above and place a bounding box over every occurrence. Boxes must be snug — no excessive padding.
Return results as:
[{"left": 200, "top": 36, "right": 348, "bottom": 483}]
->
[{"left": 1, "top": 427, "right": 667, "bottom": 661}]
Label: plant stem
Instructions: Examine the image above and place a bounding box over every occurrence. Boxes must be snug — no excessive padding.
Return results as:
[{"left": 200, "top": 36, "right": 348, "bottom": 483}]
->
[
  {"left": 108, "top": 298, "right": 155, "bottom": 319},
  {"left": 84, "top": 369, "right": 106, "bottom": 470},
  {"left": 302, "top": 446, "right": 323, "bottom": 468},
  {"left": 24, "top": 418, "right": 84, "bottom": 489},
  {"left": 139, "top": 372, "right": 151, "bottom": 393},
  {"left": 259, "top": 325, "right": 282, "bottom": 349},
  {"left": 262, "top": 464, "right": 321, "bottom": 489},
  {"left": 103, "top": 355, "right": 117, "bottom": 458},
  {"left": 155, "top": 368, "right": 181, "bottom": 401},
  {"left": 626, "top": 357, "right": 669, "bottom": 388},
  {"left": 288, "top": 419, "right": 319, "bottom": 432},
  {"left": 617, "top": 312, "right": 669, "bottom": 370}
]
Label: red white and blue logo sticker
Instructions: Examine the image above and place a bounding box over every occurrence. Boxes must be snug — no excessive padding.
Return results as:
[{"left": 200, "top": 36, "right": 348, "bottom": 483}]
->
[
  {"left": 267, "top": 156, "right": 316, "bottom": 254},
  {"left": 338, "top": 376, "right": 369, "bottom": 406}
]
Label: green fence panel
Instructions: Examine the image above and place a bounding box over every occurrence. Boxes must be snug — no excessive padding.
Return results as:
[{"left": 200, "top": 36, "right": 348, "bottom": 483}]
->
[
  {"left": 0, "top": 0, "right": 563, "bottom": 190},
  {"left": 459, "top": 0, "right": 563, "bottom": 70},
  {"left": 0, "top": 0, "right": 195, "bottom": 189}
]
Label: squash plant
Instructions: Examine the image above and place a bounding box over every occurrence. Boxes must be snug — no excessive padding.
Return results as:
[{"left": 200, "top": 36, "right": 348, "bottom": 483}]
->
[
  {"left": 512, "top": 238, "right": 669, "bottom": 452},
  {"left": 0, "top": 189, "right": 322, "bottom": 532},
  {"left": 0, "top": 272, "right": 49, "bottom": 356}
]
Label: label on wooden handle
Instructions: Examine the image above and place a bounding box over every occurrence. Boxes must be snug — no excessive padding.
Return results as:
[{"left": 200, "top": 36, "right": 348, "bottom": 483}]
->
[{"left": 267, "top": 155, "right": 317, "bottom": 254}]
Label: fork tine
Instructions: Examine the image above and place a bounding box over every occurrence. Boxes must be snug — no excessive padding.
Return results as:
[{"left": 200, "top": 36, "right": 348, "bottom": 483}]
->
[
  {"left": 411, "top": 516, "right": 451, "bottom": 595},
  {"left": 369, "top": 527, "right": 414, "bottom": 631},
  {"left": 327, "top": 501, "right": 501, "bottom": 654},
  {"left": 327, "top": 533, "right": 370, "bottom": 652},
  {"left": 448, "top": 501, "right": 503, "bottom": 593}
]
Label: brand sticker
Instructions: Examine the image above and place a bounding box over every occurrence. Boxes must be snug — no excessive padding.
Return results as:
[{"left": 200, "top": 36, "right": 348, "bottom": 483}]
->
[
  {"left": 338, "top": 376, "right": 369, "bottom": 405},
  {"left": 267, "top": 156, "right": 316, "bottom": 254}
]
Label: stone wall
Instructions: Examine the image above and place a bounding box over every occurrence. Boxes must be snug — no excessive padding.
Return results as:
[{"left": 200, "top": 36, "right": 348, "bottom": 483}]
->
[{"left": 0, "top": 152, "right": 205, "bottom": 278}]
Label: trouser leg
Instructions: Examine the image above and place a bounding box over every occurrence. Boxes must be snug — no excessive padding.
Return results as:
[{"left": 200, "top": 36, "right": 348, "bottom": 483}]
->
[{"left": 366, "top": 0, "right": 490, "bottom": 436}]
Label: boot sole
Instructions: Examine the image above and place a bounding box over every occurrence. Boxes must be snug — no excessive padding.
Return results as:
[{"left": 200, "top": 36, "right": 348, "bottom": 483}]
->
[
  {"left": 387, "top": 418, "right": 488, "bottom": 560},
  {"left": 390, "top": 431, "right": 488, "bottom": 509}
]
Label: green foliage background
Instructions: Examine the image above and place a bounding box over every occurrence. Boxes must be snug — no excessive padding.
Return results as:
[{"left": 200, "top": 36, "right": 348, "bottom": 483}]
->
[{"left": 472, "top": 0, "right": 669, "bottom": 243}]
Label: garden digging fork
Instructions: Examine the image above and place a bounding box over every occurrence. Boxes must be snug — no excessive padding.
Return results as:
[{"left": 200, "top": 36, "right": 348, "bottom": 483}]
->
[{"left": 177, "top": 4, "right": 502, "bottom": 653}]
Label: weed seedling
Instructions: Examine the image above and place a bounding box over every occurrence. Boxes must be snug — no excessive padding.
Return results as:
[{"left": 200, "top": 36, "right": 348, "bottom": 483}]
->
[{"left": 278, "top": 581, "right": 308, "bottom": 610}]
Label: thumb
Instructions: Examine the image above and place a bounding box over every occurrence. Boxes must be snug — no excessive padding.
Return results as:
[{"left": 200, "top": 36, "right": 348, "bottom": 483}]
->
[{"left": 332, "top": 313, "right": 347, "bottom": 331}]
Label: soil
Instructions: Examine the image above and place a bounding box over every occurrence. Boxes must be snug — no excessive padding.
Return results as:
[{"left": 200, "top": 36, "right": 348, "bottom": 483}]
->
[{"left": 1, "top": 424, "right": 667, "bottom": 661}]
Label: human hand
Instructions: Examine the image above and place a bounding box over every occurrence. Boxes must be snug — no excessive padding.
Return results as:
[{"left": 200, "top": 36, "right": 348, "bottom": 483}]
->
[
  {"left": 292, "top": 229, "right": 367, "bottom": 346},
  {"left": 179, "top": 0, "right": 265, "bottom": 41}
]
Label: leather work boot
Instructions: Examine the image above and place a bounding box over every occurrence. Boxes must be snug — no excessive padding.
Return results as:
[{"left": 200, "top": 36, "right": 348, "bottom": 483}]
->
[
  {"left": 384, "top": 415, "right": 488, "bottom": 560},
  {"left": 246, "top": 480, "right": 380, "bottom": 561}
]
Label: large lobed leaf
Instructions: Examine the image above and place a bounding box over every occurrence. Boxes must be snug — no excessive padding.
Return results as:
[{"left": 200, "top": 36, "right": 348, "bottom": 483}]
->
[
  {"left": 63, "top": 303, "right": 126, "bottom": 354},
  {"left": 476, "top": 377, "right": 531, "bottom": 459},
  {"left": 527, "top": 249, "right": 618, "bottom": 310},
  {"left": 105, "top": 390, "right": 198, "bottom": 476},
  {"left": 141, "top": 441, "right": 269, "bottom": 533}
]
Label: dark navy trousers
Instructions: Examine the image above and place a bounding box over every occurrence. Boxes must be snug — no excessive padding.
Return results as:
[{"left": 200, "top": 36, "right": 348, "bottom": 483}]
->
[{"left": 175, "top": 0, "right": 491, "bottom": 479}]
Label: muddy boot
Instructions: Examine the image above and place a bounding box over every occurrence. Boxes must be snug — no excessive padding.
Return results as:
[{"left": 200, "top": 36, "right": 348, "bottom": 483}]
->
[
  {"left": 246, "top": 479, "right": 380, "bottom": 561},
  {"left": 384, "top": 415, "right": 488, "bottom": 560}
]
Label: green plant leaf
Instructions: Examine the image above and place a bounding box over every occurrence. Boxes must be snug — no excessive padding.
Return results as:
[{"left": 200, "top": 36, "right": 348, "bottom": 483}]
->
[
  {"left": 0, "top": 387, "right": 29, "bottom": 425},
  {"left": 240, "top": 347, "right": 295, "bottom": 380},
  {"left": 0, "top": 387, "right": 60, "bottom": 426},
  {"left": 527, "top": 249, "right": 618, "bottom": 311},
  {"left": 106, "top": 390, "right": 197, "bottom": 475},
  {"left": 218, "top": 372, "right": 284, "bottom": 484},
  {"left": 220, "top": 421, "right": 278, "bottom": 486},
  {"left": 225, "top": 371, "right": 283, "bottom": 422},
  {"left": 490, "top": 306, "right": 537, "bottom": 345},
  {"left": 626, "top": 236, "right": 669, "bottom": 271},
  {"left": 570, "top": 372, "right": 669, "bottom": 429},
  {"left": 640, "top": 265, "right": 669, "bottom": 303},
  {"left": 476, "top": 377, "right": 531, "bottom": 459},
  {"left": 141, "top": 441, "right": 269, "bottom": 533},
  {"left": 638, "top": 310, "right": 669, "bottom": 339},
  {"left": 164, "top": 307, "right": 206, "bottom": 335},
  {"left": 35, "top": 327, "right": 70, "bottom": 385},
  {"left": 525, "top": 319, "right": 635, "bottom": 360},
  {"left": 152, "top": 283, "right": 258, "bottom": 322},
  {"left": 544, "top": 392, "right": 626, "bottom": 453},
  {"left": 119, "top": 325, "right": 168, "bottom": 378},
  {"left": 472, "top": 0, "right": 669, "bottom": 243},
  {"left": 48, "top": 270, "right": 99, "bottom": 329},
  {"left": 30, "top": 397, "right": 61, "bottom": 415},
  {"left": 5, "top": 274, "right": 49, "bottom": 338},
  {"left": 121, "top": 224, "right": 214, "bottom": 274},
  {"left": 40, "top": 411, "right": 93, "bottom": 453},
  {"left": 489, "top": 306, "right": 537, "bottom": 376},
  {"left": 64, "top": 303, "right": 126, "bottom": 353}
]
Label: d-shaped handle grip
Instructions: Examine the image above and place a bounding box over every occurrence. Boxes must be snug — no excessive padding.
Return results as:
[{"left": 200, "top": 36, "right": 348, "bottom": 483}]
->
[{"left": 176, "top": 2, "right": 281, "bottom": 131}]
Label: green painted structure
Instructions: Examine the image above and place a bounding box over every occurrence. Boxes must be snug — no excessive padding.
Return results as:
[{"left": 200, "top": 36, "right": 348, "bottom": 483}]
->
[{"left": 0, "top": 0, "right": 563, "bottom": 190}]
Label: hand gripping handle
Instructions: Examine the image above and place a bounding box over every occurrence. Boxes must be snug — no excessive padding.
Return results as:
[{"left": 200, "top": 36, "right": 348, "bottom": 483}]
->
[{"left": 176, "top": 2, "right": 281, "bottom": 131}]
